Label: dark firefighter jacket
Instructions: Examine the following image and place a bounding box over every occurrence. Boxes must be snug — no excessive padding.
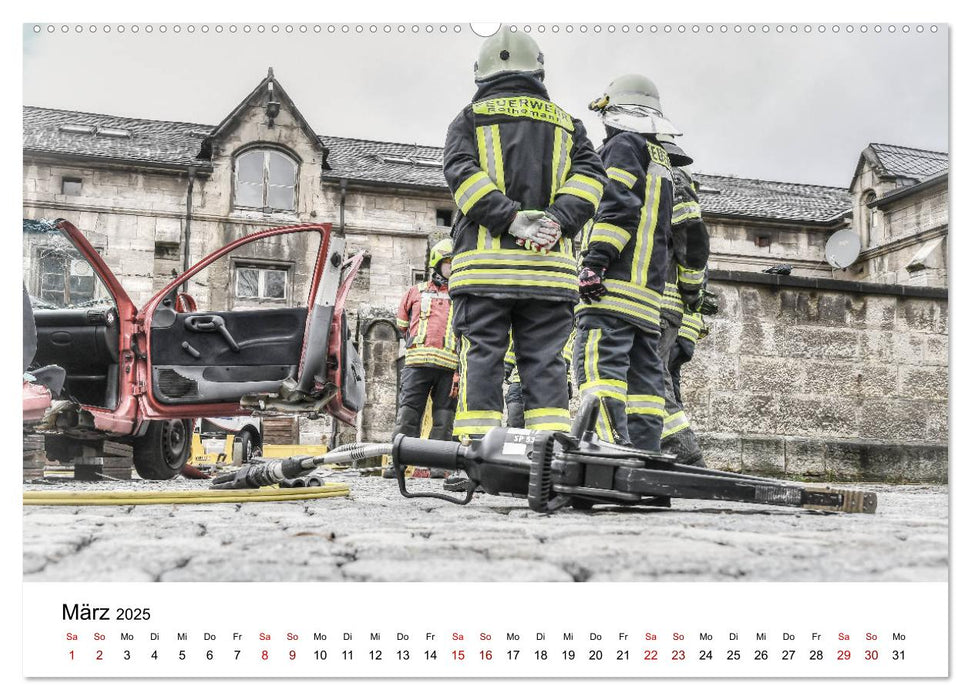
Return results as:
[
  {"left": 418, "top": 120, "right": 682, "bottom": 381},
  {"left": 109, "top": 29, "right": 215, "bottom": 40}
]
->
[
  {"left": 661, "top": 166, "right": 711, "bottom": 319},
  {"left": 579, "top": 130, "right": 674, "bottom": 332},
  {"left": 443, "top": 74, "right": 608, "bottom": 303}
]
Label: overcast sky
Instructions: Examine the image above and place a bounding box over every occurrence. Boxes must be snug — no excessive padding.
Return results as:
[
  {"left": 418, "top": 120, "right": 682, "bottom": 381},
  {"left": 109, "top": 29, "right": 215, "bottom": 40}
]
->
[{"left": 22, "top": 23, "right": 948, "bottom": 187}]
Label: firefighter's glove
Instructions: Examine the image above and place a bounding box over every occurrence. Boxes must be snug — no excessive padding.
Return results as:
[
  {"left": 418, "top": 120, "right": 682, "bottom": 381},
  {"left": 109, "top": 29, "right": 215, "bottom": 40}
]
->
[
  {"left": 449, "top": 371, "right": 460, "bottom": 399},
  {"left": 578, "top": 266, "right": 608, "bottom": 303},
  {"left": 681, "top": 289, "right": 703, "bottom": 314},
  {"left": 510, "top": 210, "right": 560, "bottom": 254},
  {"left": 699, "top": 289, "right": 719, "bottom": 316}
]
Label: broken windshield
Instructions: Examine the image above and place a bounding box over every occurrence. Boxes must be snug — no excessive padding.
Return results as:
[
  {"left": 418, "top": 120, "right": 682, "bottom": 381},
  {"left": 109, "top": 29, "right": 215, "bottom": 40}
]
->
[{"left": 22, "top": 219, "right": 114, "bottom": 309}]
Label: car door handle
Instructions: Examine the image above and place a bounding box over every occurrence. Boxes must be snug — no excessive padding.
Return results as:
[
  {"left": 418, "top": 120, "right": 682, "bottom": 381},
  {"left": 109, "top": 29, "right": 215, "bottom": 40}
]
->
[{"left": 184, "top": 315, "right": 240, "bottom": 352}]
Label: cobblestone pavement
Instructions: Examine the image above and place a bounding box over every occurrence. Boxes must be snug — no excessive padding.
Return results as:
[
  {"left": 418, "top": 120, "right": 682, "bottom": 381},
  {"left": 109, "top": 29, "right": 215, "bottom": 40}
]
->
[{"left": 23, "top": 475, "right": 947, "bottom": 582}]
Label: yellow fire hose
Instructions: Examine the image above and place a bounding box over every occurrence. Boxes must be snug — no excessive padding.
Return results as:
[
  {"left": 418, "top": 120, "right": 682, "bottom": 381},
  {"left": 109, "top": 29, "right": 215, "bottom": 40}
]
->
[{"left": 22, "top": 483, "right": 350, "bottom": 506}]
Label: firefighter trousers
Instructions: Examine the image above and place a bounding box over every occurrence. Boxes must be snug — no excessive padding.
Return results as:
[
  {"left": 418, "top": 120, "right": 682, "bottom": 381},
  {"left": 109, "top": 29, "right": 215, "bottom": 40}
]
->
[
  {"left": 452, "top": 295, "right": 573, "bottom": 438},
  {"left": 392, "top": 365, "right": 457, "bottom": 441},
  {"left": 669, "top": 336, "right": 696, "bottom": 407},
  {"left": 505, "top": 380, "right": 526, "bottom": 429},
  {"left": 658, "top": 317, "right": 705, "bottom": 465},
  {"left": 573, "top": 313, "right": 665, "bottom": 452}
]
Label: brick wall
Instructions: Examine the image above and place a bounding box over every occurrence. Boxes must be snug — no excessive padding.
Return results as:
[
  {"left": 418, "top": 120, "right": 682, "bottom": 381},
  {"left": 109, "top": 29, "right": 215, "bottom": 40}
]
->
[{"left": 684, "top": 272, "right": 948, "bottom": 483}]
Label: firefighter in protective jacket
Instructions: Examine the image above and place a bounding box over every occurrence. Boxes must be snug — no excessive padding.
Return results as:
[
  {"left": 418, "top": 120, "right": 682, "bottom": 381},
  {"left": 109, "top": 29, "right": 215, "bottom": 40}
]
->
[
  {"left": 392, "top": 239, "right": 459, "bottom": 443},
  {"left": 575, "top": 74, "right": 680, "bottom": 452},
  {"left": 656, "top": 138, "right": 711, "bottom": 465},
  {"left": 443, "top": 27, "right": 607, "bottom": 439}
]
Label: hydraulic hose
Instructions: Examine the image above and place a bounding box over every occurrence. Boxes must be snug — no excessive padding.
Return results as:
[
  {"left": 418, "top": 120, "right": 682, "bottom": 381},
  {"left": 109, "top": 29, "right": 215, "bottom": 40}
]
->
[
  {"left": 211, "top": 443, "right": 392, "bottom": 490},
  {"left": 23, "top": 484, "right": 350, "bottom": 506}
]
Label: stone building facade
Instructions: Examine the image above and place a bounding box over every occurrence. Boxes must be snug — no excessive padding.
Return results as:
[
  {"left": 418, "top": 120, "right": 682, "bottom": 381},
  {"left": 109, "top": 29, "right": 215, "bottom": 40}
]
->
[{"left": 23, "top": 71, "right": 949, "bottom": 478}]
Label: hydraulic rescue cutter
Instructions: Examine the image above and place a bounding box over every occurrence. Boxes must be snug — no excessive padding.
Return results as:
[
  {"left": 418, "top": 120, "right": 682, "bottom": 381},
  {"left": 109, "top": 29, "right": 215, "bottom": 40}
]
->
[
  {"left": 212, "top": 397, "right": 876, "bottom": 515},
  {"left": 389, "top": 396, "right": 877, "bottom": 514}
]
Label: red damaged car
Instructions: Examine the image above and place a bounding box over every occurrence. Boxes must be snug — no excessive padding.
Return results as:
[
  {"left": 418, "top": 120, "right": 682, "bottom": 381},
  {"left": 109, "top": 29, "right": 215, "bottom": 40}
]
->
[{"left": 23, "top": 218, "right": 365, "bottom": 479}]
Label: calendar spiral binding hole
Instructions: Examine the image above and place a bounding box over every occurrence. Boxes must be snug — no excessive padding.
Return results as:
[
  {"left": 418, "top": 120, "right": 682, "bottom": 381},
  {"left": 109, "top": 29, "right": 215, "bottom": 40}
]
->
[{"left": 32, "top": 23, "right": 939, "bottom": 35}]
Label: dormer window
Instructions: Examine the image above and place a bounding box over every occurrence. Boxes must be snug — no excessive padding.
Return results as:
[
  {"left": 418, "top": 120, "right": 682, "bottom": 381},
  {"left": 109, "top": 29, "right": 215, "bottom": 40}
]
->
[{"left": 234, "top": 148, "right": 297, "bottom": 212}]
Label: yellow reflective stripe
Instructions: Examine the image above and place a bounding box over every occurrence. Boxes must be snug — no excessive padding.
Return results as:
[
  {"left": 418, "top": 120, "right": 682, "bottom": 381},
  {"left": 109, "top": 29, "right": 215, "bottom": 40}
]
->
[
  {"left": 557, "top": 174, "right": 604, "bottom": 208},
  {"left": 681, "top": 312, "right": 704, "bottom": 330},
  {"left": 579, "top": 380, "right": 628, "bottom": 403},
  {"left": 396, "top": 318, "right": 409, "bottom": 329},
  {"left": 661, "top": 410, "right": 690, "bottom": 437},
  {"left": 405, "top": 347, "right": 459, "bottom": 360},
  {"left": 443, "top": 303, "right": 456, "bottom": 353},
  {"left": 629, "top": 394, "right": 665, "bottom": 416},
  {"left": 524, "top": 407, "right": 571, "bottom": 419},
  {"left": 455, "top": 171, "right": 499, "bottom": 214},
  {"left": 450, "top": 268, "right": 579, "bottom": 289},
  {"left": 491, "top": 125, "right": 505, "bottom": 194},
  {"left": 579, "top": 298, "right": 661, "bottom": 326},
  {"left": 550, "top": 127, "right": 564, "bottom": 205},
  {"left": 660, "top": 284, "right": 684, "bottom": 314},
  {"left": 677, "top": 326, "right": 700, "bottom": 343},
  {"left": 456, "top": 409, "right": 504, "bottom": 419},
  {"left": 458, "top": 336, "right": 470, "bottom": 413},
  {"left": 590, "top": 222, "right": 631, "bottom": 252},
  {"left": 472, "top": 96, "right": 575, "bottom": 131},
  {"left": 607, "top": 167, "right": 637, "bottom": 189},
  {"left": 677, "top": 265, "right": 706, "bottom": 286},
  {"left": 671, "top": 201, "right": 702, "bottom": 225},
  {"left": 453, "top": 248, "right": 577, "bottom": 271},
  {"left": 631, "top": 173, "right": 661, "bottom": 287},
  {"left": 562, "top": 327, "right": 577, "bottom": 363},
  {"left": 603, "top": 278, "right": 663, "bottom": 305}
]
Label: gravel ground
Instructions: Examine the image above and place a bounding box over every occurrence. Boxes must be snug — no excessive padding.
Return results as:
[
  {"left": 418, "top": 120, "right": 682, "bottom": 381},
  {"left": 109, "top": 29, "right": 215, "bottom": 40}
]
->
[{"left": 22, "top": 473, "right": 948, "bottom": 582}]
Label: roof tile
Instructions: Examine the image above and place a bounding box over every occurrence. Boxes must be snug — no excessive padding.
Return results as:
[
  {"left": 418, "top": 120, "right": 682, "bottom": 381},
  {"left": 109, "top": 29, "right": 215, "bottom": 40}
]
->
[{"left": 25, "top": 105, "right": 854, "bottom": 223}]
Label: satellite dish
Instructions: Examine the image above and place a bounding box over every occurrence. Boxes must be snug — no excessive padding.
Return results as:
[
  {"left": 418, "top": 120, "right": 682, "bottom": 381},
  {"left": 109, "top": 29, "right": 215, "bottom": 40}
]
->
[{"left": 825, "top": 228, "right": 861, "bottom": 269}]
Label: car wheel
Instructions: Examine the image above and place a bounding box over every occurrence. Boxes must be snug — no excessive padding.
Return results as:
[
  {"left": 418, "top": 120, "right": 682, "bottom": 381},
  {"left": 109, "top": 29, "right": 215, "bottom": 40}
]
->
[
  {"left": 236, "top": 430, "right": 262, "bottom": 463},
  {"left": 133, "top": 419, "right": 191, "bottom": 480}
]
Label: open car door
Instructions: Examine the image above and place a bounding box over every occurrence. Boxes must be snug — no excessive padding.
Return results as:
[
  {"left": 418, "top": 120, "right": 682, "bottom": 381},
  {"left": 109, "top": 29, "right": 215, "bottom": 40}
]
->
[
  {"left": 136, "top": 223, "right": 365, "bottom": 425},
  {"left": 23, "top": 219, "right": 141, "bottom": 435}
]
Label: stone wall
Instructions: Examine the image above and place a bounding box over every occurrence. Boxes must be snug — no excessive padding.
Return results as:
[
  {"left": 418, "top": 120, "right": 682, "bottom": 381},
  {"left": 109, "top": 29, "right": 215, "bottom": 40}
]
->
[{"left": 684, "top": 271, "right": 948, "bottom": 483}]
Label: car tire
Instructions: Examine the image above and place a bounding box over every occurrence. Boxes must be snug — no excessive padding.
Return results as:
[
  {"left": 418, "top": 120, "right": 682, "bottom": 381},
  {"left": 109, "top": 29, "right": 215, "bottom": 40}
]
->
[
  {"left": 236, "top": 430, "right": 262, "bottom": 463},
  {"left": 133, "top": 419, "right": 191, "bottom": 480}
]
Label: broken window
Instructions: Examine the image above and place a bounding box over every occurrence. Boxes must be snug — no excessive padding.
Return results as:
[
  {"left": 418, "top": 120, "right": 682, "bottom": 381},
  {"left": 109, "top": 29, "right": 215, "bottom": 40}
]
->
[
  {"left": 26, "top": 240, "right": 111, "bottom": 309},
  {"left": 234, "top": 149, "right": 297, "bottom": 212}
]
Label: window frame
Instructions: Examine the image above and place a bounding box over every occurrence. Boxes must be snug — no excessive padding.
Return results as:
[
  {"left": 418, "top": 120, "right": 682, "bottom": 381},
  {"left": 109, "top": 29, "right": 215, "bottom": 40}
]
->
[
  {"left": 61, "top": 176, "right": 83, "bottom": 196},
  {"left": 233, "top": 147, "right": 299, "bottom": 213},
  {"left": 232, "top": 260, "right": 293, "bottom": 304}
]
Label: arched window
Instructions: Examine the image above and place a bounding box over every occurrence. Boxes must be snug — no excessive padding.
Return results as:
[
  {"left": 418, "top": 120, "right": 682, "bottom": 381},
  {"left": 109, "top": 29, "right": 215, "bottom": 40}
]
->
[{"left": 234, "top": 148, "right": 297, "bottom": 212}]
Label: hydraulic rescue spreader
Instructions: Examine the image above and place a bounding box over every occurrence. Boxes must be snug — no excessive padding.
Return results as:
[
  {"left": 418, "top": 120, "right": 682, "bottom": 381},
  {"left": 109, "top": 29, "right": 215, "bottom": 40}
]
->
[{"left": 212, "top": 397, "right": 877, "bottom": 515}]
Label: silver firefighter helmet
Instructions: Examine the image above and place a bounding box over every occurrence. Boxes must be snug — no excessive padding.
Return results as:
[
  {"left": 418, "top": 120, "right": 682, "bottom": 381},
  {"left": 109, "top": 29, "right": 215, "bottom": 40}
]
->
[
  {"left": 474, "top": 27, "right": 545, "bottom": 81},
  {"left": 589, "top": 73, "right": 681, "bottom": 136}
]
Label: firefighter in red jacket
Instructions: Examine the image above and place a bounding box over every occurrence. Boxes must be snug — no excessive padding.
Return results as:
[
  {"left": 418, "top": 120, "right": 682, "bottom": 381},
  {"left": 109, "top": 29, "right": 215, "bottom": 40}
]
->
[
  {"left": 443, "top": 27, "right": 607, "bottom": 441},
  {"left": 392, "top": 239, "right": 459, "bottom": 444}
]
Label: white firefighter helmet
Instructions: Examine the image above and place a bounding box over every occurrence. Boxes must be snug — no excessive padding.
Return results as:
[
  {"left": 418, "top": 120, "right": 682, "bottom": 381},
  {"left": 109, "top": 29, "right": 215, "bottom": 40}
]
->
[
  {"left": 474, "top": 27, "right": 545, "bottom": 81},
  {"left": 589, "top": 74, "right": 681, "bottom": 136}
]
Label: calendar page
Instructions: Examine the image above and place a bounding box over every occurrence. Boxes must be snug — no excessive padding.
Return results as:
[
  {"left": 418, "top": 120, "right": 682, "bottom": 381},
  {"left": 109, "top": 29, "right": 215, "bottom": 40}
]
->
[{"left": 15, "top": 4, "right": 956, "bottom": 695}]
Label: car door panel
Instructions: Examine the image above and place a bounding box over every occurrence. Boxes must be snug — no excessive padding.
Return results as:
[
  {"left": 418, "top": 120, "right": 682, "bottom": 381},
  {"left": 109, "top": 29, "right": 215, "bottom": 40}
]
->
[
  {"left": 149, "top": 306, "right": 309, "bottom": 404},
  {"left": 137, "top": 224, "right": 363, "bottom": 422}
]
